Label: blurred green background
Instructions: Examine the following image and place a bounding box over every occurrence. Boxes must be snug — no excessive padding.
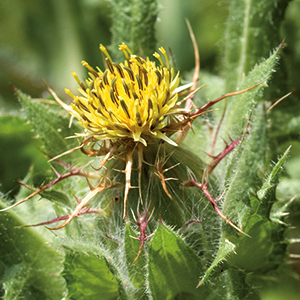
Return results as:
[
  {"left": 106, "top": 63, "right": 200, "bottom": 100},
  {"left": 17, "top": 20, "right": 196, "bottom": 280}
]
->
[
  {"left": 0, "top": 0, "right": 229, "bottom": 111},
  {"left": 0, "top": 0, "right": 300, "bottom": 299}
]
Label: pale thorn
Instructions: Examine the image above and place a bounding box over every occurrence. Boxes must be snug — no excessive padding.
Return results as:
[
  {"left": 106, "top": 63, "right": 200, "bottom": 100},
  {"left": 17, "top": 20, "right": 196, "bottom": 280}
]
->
[
  {"left": 177, "top": 85, "right": 205, "bottom": 106},
  {"left": 92, "top": 145, "right": 117, "bottom": 171},
  {"left": 48, "top": 144, "right": 84, "bottom": 162},
  {"left": 123, "top": 149, "right": 134, "bottom": 218},
  {"left": 129, "top": 235, "right": 141, "bottom": 241},
  {"left": 46, "top": 185, "right": 106, "bottom": 230},
  {"left": 75, "top": 161, "right": 102, "bottom": 179},
  {"left": 215, "top": 189, "right": 226, "bottom": 202},
  {"left": 64, "top": 135, "right": 81, "bottom": 139},
  {"left": 192, "top": 76, "right": 270, "bottom": 119},
  {"left": 164, "top": 177, "right": 179, "bottom": 182},
  {"left": 225, "top": 239, "right": 237, "bottom": 254},
  {"left": 163, "top": 162, "right": 180, "bottom": 173},
  {"left": 219, "top": 210, "right": 251, "bottom": 238},
  {"left": 50, "top": 165, "right": 61, "bottom": 178},
  {"left": 137, "top": 143, "right": 144, "bottom": 205},
  {"left": 131, "top": 208, "right": 138, "bottom": 223},
  {"left": 0, "top": 188, "right": 44, "bottom": 212},
  {"left": 47, "top": 86, "right": 77, "bottom": 115},
  {"left": 157, "top": 170, "right": 172, "bottom": 199},
  {"left": 190, "top": 108, "right": 217, "bottom": 120},
  {"left": 266, "top": 92, "right": 292, "bottom": 114},
  {"left": 69, "top": 115, "right": 75, "bottom": 128},
  {"left": 185, "top": 19, "right": 200, "bottom": 111},
  {"left": 148, "top": 208, "right": 155, "bottom": 221},
  {"left": 174, "top": 82, "right": 194, "bottom": 94},
  {"left": 175, "top": 20, "right": 200, "bottom": 145}
]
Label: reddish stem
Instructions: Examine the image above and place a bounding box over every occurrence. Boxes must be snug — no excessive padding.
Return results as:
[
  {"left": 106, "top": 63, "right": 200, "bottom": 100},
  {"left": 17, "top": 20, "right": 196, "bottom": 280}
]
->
[
  {"left": 17, "top": 207, "right": 102, "bottom": 228},
  {"left": 131, "top": 208, "right": 154, "bottom": 264}
]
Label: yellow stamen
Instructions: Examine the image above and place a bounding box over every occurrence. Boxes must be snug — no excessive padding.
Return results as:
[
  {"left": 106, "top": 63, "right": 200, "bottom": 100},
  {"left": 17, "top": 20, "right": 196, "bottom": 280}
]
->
[
  {"left": 119, "top": 42, "right": 132, "bottom": 59},
  {"left": 65, "top": 44, "right": 183, "bottom": 147},
  {"left": 100, "top": 44, "right": 112, "bottom": 61},
  {"left": 153, "top": 52, "right": 164, "bottom": 67},
  {"left": 159, "top": 47, "right": 170, "bottom": 69}
]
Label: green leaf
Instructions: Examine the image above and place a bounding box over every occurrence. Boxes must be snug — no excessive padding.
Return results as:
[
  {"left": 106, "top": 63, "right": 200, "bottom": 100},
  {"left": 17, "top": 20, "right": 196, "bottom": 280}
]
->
[
  {"left": 39, "top": 189, "right": 72, "bottom": 207},
  {"left": 198, "top": 241, "right": 232, "bottom": 286},
  {"left": 57, "top": 237, "right": 129, "bottom": 300},
  {"left": 258, "top": 146, "right": 291, "bottom": 204},
  {"left": 277, "top": 178, "right": 300, "bottom": 202},
  {"left": 204, "top": 126, "right": 290, "bottom": 291},
  {"left": 221, "top": 103, "right": 266, "bottom": 225},
  {"left": 224, "top": 268, "right": 260, "bottom": 300},
  {"left": 223, "top": 195, "right": 287, "bottom": 273},
  {"left": 219, "top": 149, "right": 290, "bottom": 272},
  {"left": 63, "top": 249, "right": 119, "bottom": 300},
  {"left": 216, "top": 48, "right": 285, "bottom": 230},
  {"left": 270, "top": 111, "right": 300, "bottom": 145},
  {"left": 0, "top": 198, "right": 65, "bottom": 299},
  {"left": 17, "top": 89, "right": 81, "bottom": 161},
  {"left": 219, "top": 47, "right": 281, "bottom": 142},
  {"left": 148, "top": 222, "right": 207, "bottom": 300},
  {"left": 1, "top": 263, "right": 32, "bottom": 300},
  {"left": 183, "top": 72, "right": 226, "bottom": 160},
  {"left": 224, "top": 0, "right": 289, "bottom": 91},
  {"left": 225, "top": 207, "right": 277, "bottom": 271},
  {"left": 124, "top": 221, "right": 147, "bottom": 294},
  {"left": 110, "top": 0, "right": 158, "bottom": 60},
  {"left": 0, "top": 115, "right": 48, "bottom": 196}
]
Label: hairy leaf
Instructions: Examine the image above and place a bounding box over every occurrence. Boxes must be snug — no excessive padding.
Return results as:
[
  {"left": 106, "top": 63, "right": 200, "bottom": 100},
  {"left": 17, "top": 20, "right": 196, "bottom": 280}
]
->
[
  {"left": 0, "top": 198, "right": 65, "bottom": 299},
  {"left": 63, "top": 250, "right": 119, "bottom": 300},
  {"left": 0, "top": 115, "right": 48, "bottom": 196},
  {"left": 17, "top": 89, "right": 82, "bottom": 162},
  {"left": 219, "top": 46, "right": 281, "bottom": 142},
  {"left": 110, "top": 0, "right": 158, "bottom": 60},
  {"left": 222, "top": 148, "right": 289, "bottom": 271},
  {"left": 124, "top": 221, "right": 147, "bottom": 296},
  {"left": 224, "top": 0, "right": 289, "bottom": 91},
  {"left": 148, "top": 222, "right": 207, "bottom": 300}
]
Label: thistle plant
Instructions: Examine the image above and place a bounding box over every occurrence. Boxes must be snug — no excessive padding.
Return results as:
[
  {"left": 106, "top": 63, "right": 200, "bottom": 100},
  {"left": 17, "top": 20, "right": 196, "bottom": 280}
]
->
[{"left": 1, "top": 0, "right": 300, "bottom": 300}]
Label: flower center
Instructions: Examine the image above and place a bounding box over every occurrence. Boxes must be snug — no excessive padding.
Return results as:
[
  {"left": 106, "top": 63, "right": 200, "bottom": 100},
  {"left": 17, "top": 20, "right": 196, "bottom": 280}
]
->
[{"left": 65, "top": 43, "right": 181, "bottom": 146}]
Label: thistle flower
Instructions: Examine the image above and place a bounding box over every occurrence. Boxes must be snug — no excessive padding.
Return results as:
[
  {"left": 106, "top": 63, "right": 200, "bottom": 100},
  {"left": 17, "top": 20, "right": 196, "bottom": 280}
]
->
[
  {"left": 46, "top": 43, "right": 196, "bottom": 226},
  {"left": 65, "top": 43, "right": 186, "bottom": 147}
]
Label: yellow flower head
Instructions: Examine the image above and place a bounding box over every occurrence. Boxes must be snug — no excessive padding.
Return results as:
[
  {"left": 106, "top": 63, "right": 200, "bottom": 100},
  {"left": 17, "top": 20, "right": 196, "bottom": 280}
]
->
[{"left": 65, "top": 43, "right": 182, "bottom": 147}]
